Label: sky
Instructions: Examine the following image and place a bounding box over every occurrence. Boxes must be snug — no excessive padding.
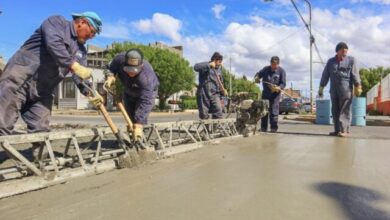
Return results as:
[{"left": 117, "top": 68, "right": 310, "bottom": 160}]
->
[{"left": 1, "top": 0, "right": 390, "bottom": 96}]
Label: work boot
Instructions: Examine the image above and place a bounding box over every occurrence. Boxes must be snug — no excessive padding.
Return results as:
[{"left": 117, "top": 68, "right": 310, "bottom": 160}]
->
[
  {"left": 338, "top": 132, "right": 348, "bottom": 138},
  {"left": 270, "top": 129, "right": 278, "bottom": 133},
  {"left": 329, "top": 131, "right": 338, "bottom": 136}
]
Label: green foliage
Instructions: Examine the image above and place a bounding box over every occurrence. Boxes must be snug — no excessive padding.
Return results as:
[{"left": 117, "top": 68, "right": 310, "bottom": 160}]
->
[
  {"left": 360, "top": 67, "right": 390, "bottom": 96},
  {"left": 181, "top": 96, "right": 198, "bottom": 110},
  {"left": 221, "top": 68, "right": 261, "bottom": 97},
  {"left": 107, "top": 42, "right": 195, "bottom": 110}
]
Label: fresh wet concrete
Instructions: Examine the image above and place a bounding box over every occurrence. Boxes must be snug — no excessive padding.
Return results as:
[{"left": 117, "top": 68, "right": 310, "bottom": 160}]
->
[{"left": 1, "top": 133, "right": 390, "bottom": 220}]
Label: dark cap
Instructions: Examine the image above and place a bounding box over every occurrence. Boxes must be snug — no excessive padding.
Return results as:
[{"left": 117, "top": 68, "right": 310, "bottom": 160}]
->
[
  {"left": 210, "top": 52, "right": 223, "bottom": 61},
  {"left": 335, "top": 42, "right": 348, "bottom": 52},
  {"left": 270, "top": 56, "right": 280, "bottom": 64},
  {"left": 123, "top": 48, "right": 144, "bottom": 74}
]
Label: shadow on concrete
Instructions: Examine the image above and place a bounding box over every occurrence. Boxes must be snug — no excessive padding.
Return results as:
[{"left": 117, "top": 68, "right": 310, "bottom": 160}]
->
[{"left": 314, "top": 182, "right": 390, "bottom": 220}]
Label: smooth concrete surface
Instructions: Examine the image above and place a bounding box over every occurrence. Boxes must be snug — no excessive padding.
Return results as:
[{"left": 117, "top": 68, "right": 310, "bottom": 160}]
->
[{"left": 1, "top": 133, "right": 390, "bottom": 220}]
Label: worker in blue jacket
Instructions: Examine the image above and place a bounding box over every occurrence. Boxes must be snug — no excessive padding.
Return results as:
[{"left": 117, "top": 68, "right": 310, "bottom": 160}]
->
[
  {"left": 194, "top": 52, "right": 228, "bottom": 120},
  {"left": 0, "top": 11, "right": 103, "bottom": 137},
  {"left": 254, "top": 56, "right": 286, "bottom": 132},
  {"left": 103, "top": 49, "right": 160, "bottom": 141},
  {"left": 0, "top": 12, "right": 103, "bottom": 162}
]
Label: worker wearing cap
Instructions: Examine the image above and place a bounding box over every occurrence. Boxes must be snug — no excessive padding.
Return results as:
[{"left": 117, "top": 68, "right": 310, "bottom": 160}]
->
[
  {"left": 103, "top": 49, "right": 159, "bottom": 141},
  {"left": 318, "top": 42, "right": 362, "bottom": 137},
  {"left": 194, "top": 52, "right": 228, "bottom": 120},
  {"left": 0, "top": 11, "right": 103, "bottom": 137},
  {"left": 0, "top": 12, "right": 103, "bottom": 163},
  {"left": 254, "top": 56, "right": 286, "bottom": 132}
]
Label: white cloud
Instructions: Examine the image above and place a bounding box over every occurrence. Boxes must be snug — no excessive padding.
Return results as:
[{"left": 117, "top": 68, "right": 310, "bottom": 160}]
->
[
  {"left": 133, "top": 13, "right": 182, "bottom": 42},
  {"left": 97, "top": 8, "right": 390, "bottom": 95},
  {"left": 100, "top": 21, "right": 131, "bottom": 39},
  {"left": 179, "top": 8, "right": 390, "bottom": 94},
  {"left": 212, "top": 4, "right": 226, "bottom": 19}
]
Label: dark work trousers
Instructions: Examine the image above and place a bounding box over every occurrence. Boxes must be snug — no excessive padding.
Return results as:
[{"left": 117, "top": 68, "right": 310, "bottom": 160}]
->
[
  {"left": 123, "top": 91, "right": 157, "bottom": 125},
  {"left": 330, "top": 90, "right": 353, "bottom": 133},
  {"left": 196, "top": 88, "right": 223, "bottom": 120},
  {"left": 261, "top": 94, "right": 281, "bottom": 131},
  {"left": 0, "top": 50, "right": 53, "bottom": 136}
]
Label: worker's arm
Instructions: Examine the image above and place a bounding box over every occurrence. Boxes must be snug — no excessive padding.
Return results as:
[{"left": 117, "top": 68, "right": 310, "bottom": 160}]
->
[
  {"left": 319, "top": 59, "right": 331, "bottom": 88},
  {"left": 71, "top": 74, "right": 92, "bottom": 96},
  {"left": 351, "top": 57, "right": 361, "bottom": 86},
  {"left": 133, "top": 76, "right": 156, "bottom": 125},
  {"left": 254, "top": 68, "right": 265, "bottom": 83},
  {"left": 194, "top": 62, "right": 210, "bottom": 73},
  {"left": 41, "top": 16, "right": 73, "bottom": 68},
  {"left": 254, "top": 70, "right": 263, "bottom": 79},
  {"left": 107, "top": 54, "right": 124, "bottom": 77},
  {"left": 279, "top": 68, "right": 286, "bottom": 89}
]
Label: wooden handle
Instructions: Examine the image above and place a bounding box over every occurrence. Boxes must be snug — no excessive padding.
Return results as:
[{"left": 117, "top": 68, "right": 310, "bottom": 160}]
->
[
  {"left": 98, "top": 104, "right": 119, "bottom": 134},
  {"left": 117, "top": 102, "right": 134, "bottom": 131}
]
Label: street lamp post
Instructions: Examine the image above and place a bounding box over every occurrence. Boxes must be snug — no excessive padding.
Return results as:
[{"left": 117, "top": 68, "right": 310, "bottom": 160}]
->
[{"left": 264, "top": 0, "right": 313, "bottom": 113}]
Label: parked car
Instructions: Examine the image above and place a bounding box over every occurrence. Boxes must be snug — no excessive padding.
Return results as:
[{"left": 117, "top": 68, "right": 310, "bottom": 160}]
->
[
  {"left": 279, "top": 98, "right": 302, "bottom": 114},
  {"left": 303, "top": 102, "right": 316, "bottom": 113}
]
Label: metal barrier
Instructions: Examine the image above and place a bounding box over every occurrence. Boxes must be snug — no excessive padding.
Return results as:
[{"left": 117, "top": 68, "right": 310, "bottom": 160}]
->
[{"left": 0, "top": 118, "right": 238, "bottom": 199}]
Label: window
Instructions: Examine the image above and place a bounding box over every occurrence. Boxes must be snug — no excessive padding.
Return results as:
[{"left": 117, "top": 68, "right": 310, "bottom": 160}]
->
[{"left": 63, "top": 78, "right": 76, "bottom": 98}]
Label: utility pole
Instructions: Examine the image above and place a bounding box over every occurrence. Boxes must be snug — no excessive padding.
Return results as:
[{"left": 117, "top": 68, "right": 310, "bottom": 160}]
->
[
  {"left": 264, "top": 0, "right": 313, "bottom": 112},
  {"left": 229, "top": 56, "right": 232, "bottom": 96},
  {"left": 291, "top": 0, "right": 313, "bottom": 113}
]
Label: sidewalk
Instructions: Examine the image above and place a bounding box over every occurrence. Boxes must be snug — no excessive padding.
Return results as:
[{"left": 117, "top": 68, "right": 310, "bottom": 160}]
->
[{"left": 284, "top": 114, "right": 390, "bottom": 127}]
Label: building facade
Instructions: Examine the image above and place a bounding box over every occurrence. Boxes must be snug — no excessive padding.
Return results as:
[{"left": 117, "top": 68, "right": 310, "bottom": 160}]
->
[
  {"left": 55, "top": 42, "right": 187, "bottom": 110},
  {"left": 55, "top": 45, "right": 108, "bottom": 109},
  {"left": 0, "top": 55, "right": 5, "bottom": 75}
]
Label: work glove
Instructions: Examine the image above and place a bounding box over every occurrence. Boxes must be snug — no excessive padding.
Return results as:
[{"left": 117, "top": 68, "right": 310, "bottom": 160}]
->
[
  {"left": 133, "top": 123, "right": 143, "bottom": 141},
  {"left": 354, "top": 85, "right": 362, "bottom": 97},
  {"left": 221, "top": 88, "right": 228, "bottom": 96},
  {"left": 88, "top": 92, "right": 104, "bottom": 108},
  {"left": 254, "top": 77, "right": 260, "bottom": 84},
  {"left": 71, "top": 62, "right": 92, "bottom": 80},
  {"left": 103, "top": 75, "right": 116, "bottom": 92},
  {"left": 318, "top": 86, "right": 324, "bottom": 98},
  {"left": 271, "top": 85, "right": 282, "bottom": 93},
  {"left": 209, "top": 61, "right": 216, "bottom": 69}
]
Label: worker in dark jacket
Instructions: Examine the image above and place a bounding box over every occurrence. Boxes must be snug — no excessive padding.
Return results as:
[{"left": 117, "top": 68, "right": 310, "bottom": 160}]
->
[
  {"left": 0, "top": 11, "right": 103, "bottom": 137},
  {"left": 194, "top": 52, "right": 228, "bottom": 120},
  {"left": 254, "top": 56, "right": 286, "bottom": 132},
  {"left": 103, "top": 49, "right": 159, "bottom": 141},
  {"left": 318, "top": 42, "right": 362, "bottom": 137}
]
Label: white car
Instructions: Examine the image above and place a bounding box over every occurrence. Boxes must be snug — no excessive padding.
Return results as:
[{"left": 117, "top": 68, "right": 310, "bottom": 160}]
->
[{"left": 303, "top": 102, "right": 316, "bottom": 113}]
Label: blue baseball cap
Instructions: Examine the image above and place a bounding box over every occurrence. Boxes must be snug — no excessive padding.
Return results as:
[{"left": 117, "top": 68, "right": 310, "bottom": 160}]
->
[{"left": 72, "top": 11, "right": 102, "bottom": 34}]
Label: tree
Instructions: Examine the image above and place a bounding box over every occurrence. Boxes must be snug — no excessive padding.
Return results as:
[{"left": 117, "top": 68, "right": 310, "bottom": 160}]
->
[
  {"left": 221, "top": 68, "right": 261, "bottom": 97},
  {"left": 107, "top": 42, "right": 195, "bottom": 110},
  {"left": 360, "top": 67, "right": 390, "bottom": 96}
]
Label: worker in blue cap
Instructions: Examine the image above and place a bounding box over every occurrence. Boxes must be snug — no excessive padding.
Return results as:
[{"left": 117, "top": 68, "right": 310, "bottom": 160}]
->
[{"left": 0, "top": 12, "right": 102, "bottom": 161}]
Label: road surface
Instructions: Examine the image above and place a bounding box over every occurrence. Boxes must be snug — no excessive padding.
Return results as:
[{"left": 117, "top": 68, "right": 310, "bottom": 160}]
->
[{"left": 1, "top": 126, "right": 390, "bottom": 220}]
